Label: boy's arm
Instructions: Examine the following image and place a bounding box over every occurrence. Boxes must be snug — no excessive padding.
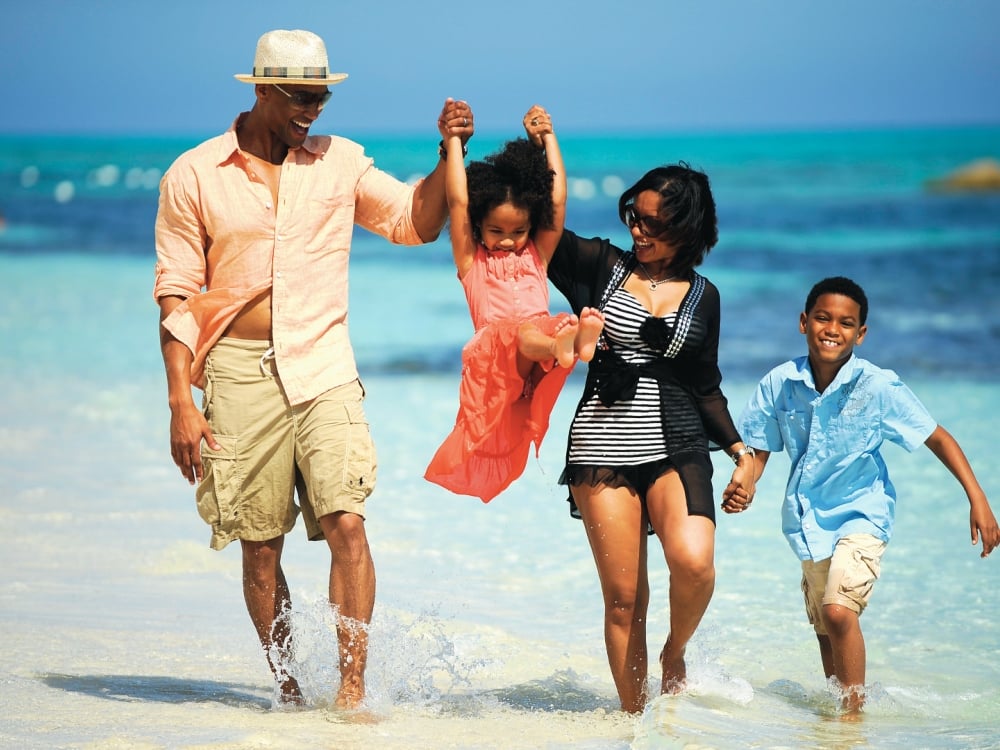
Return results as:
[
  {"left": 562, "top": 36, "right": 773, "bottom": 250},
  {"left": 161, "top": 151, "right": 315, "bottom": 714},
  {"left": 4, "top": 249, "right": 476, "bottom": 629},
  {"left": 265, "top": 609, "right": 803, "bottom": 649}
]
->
[
  {"left": 925, "top": 425, "right": 999, "bottom": 558},
  {"left": 721, "top": 449, "right": 771, "bottom": 514}
]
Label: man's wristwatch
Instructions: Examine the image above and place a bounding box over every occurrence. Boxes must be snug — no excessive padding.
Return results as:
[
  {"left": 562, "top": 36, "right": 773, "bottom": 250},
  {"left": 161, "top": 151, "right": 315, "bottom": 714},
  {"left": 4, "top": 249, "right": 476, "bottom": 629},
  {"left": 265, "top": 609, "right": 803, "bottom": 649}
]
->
[{"left": 731, "top": 446, "right": 755, "bottom": 465}]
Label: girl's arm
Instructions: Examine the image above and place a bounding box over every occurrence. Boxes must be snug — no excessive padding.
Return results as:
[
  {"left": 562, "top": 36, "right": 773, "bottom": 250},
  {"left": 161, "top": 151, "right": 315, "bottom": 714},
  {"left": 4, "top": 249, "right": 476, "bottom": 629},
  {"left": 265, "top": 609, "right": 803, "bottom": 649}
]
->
[
  {"left": 523, "top": 105, "right": 566, "bottom": 266},
  {"left": 436, "top": 99, "right": 477, "bottom": 279},
  {"left": 925, "top": 425, "right": 1000, "bottom": 557},
  {"left": 444, "top": 134, "right": 476, "bottom": 278}
]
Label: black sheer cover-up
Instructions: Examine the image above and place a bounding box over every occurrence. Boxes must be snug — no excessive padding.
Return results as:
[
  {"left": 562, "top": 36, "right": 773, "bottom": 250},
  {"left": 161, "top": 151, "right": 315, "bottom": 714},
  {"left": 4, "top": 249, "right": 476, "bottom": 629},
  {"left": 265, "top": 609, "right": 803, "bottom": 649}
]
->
[{"left": 547, "top": 231, "right": 741, "bottom": 528}]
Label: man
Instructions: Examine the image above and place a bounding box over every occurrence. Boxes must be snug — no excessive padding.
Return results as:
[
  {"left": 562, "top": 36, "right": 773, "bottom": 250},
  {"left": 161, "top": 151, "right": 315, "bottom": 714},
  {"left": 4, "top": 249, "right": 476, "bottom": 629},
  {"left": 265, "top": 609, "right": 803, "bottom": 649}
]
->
[{"left": 153, "top": 28, "right": 473, "bottom": 709}]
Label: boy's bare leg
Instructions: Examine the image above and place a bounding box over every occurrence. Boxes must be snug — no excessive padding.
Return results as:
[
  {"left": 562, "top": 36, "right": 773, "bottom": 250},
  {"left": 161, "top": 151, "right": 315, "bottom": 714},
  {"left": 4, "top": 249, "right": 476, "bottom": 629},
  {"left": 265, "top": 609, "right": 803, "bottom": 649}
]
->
[
  {"left": 241, "top": 537, "right": 304, "bottom": 705},
  {"left": 821, "top": 604, "right": 866, "bottom": 716},
  {"left": 575, "top": 307, "right": 605, "bottom": 363}
]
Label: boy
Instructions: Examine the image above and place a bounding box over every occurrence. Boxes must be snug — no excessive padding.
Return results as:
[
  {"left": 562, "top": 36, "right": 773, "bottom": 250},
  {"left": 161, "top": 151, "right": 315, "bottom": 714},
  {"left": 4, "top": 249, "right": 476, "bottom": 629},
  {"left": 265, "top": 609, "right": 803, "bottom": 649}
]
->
[{"left": 722, "top": 276, "right": 998, "bottom": 715}]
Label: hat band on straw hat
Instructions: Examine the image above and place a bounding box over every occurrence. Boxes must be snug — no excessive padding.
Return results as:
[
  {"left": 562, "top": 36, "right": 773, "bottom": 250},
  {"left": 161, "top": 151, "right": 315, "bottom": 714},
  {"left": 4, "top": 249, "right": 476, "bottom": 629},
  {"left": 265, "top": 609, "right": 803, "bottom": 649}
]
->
[{"left": 256, "top": 66, "right": 331, "bottom": 79}]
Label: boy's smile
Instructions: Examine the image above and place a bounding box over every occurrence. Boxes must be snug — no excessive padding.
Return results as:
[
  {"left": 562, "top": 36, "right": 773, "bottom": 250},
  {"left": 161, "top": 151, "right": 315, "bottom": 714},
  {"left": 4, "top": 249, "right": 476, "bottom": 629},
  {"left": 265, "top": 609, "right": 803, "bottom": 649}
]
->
[{"left": 800, "top": 292, "right": 867, "bottom": 390}]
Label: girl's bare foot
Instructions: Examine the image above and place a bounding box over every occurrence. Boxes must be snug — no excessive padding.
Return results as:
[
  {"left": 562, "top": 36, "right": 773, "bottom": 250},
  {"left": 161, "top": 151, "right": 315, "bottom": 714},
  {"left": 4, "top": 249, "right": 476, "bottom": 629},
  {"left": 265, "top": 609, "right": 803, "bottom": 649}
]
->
[
  {"left": 576, "top": 307, "right": 605, "bottom": 363},
  {"left": 552, "top": 315, "right": 580, "bottom": 369}
]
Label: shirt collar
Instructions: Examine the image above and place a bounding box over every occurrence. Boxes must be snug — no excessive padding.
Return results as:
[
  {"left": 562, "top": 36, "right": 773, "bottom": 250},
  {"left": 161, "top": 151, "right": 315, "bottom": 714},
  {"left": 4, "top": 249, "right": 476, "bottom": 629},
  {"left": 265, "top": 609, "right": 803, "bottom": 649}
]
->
[
  {"left": 215, "top": 112, "right": 328, "bottom": 166},
  {"left": 792, "top": 352, "right": 861, "bottom": 394}
]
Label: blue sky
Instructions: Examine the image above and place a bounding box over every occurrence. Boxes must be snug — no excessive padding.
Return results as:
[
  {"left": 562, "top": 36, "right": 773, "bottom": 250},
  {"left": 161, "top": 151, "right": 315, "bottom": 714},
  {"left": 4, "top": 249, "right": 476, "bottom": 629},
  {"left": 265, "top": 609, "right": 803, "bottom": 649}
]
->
[{"left": 4, "top": 0, "right": 999, "bottom": 137}]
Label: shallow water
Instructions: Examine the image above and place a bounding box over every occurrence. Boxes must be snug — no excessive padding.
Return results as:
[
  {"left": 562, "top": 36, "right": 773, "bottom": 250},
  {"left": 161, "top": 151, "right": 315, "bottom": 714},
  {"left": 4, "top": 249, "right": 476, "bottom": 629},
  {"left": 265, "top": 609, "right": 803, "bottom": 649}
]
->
[{"left": 2, "top": 129, "right": 999, "bottom": 748}]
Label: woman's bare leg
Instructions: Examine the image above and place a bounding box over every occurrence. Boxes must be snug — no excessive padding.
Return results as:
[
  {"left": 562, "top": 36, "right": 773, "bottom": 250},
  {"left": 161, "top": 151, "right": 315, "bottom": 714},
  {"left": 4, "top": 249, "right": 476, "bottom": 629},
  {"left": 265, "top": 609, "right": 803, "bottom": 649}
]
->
[
  {"left": 572, "top": 483, "right": 650, "bottom": 713},
  {"left": 646, "top": 470, "right": 716, "bottom": 694}
]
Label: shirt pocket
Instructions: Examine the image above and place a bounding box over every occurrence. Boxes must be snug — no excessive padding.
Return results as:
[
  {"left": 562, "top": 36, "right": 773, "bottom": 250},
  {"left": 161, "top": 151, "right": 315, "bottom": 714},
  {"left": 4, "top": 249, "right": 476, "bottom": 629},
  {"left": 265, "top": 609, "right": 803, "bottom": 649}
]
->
[
  {"left": 300, "top": 197, "right": 356, "bottom": 255},
  {"left": 828, "top": 414, "right": 876, "bottom": 455},
  {"left": 777, "top": 408, "right": 809, "bottom": 449}
]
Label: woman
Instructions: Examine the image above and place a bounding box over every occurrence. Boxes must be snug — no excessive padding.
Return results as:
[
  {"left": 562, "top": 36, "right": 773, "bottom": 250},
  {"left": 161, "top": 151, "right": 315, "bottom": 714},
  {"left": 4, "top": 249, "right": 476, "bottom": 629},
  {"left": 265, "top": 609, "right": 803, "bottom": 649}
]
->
[{"left": 547, "top": 164, "right": 755, "bottom": 713}]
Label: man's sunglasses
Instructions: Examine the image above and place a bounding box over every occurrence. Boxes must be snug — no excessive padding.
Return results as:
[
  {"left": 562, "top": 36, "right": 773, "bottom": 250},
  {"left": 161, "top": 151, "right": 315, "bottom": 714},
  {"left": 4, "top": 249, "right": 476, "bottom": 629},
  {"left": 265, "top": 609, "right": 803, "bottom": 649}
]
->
[{"left": 272, "top": 84, "right": 332, "bottom": 110}]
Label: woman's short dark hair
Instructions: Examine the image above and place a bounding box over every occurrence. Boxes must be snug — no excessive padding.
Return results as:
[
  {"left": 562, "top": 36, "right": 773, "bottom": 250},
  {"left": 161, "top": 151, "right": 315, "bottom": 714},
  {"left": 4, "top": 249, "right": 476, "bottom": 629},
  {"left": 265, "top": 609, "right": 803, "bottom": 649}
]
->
[
  {"left": 617, "top": 163, "right": 718, "bottom": 276},
  {"left": 467, "top": 138, "right": 554, "bottom": 238}
]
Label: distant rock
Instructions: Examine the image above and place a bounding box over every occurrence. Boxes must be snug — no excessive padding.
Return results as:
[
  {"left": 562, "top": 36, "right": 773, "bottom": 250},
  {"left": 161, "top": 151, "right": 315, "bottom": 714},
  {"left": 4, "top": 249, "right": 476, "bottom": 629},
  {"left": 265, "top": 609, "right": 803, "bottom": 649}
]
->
[{"left": 926, "top": 158, "right": 1000, "bottom": 193}]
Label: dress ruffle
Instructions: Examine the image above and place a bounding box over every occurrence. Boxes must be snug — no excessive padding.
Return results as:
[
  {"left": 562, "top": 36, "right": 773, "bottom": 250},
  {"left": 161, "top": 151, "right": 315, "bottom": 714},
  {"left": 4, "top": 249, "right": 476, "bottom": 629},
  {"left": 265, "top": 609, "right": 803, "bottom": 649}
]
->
[{"left": 425, "top": 313, "right": 574, "bottom": 502}]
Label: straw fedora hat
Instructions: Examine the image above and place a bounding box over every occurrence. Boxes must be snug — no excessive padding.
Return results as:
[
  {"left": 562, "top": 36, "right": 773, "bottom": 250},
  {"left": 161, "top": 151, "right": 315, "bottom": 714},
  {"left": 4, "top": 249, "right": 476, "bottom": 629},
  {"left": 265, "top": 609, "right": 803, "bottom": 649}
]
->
[{"left": 235, "top": 29, "right": 348, "bottom": 86}]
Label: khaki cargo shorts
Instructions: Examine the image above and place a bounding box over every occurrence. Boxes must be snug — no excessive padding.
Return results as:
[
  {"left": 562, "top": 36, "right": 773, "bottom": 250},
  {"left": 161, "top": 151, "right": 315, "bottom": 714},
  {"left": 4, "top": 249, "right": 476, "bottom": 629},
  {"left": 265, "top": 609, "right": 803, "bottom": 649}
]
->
[
  {"left": 196, "top": 338, "right": 377, "bottom": 550},
  {"left": 801, "top": 533, "right": 886, "bottom": 635}
]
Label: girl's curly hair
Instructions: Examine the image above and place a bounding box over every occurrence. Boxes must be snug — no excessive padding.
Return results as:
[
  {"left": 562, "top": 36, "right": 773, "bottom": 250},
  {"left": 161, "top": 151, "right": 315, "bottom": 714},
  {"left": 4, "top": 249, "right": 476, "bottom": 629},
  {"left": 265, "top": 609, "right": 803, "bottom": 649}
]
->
[{"left": 467, "top": 138, "right": 554, "bottom": 239}]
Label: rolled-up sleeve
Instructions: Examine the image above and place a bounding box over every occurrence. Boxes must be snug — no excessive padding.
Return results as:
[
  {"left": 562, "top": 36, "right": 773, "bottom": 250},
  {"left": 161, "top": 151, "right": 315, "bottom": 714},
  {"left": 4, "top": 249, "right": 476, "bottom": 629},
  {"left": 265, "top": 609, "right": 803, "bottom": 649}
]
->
[
  {"left": 352, "top": 162, "right": 422, "bottom": 245},
  {"left": 153, "top": 161, "right": 208, "bottom": 301}
]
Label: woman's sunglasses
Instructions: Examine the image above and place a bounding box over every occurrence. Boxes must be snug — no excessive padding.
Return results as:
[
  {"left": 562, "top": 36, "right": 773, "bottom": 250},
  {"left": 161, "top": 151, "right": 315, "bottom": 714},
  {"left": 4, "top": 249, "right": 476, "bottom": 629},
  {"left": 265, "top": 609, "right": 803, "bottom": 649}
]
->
[{"left": 623, "top": 205, "right": 670, "bottom": 238}]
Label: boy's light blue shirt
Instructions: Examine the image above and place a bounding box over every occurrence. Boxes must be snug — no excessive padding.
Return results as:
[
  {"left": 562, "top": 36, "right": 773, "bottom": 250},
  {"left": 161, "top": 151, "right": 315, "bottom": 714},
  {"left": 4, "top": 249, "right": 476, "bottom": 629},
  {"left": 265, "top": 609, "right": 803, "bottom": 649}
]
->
[{"left": 738, "top": 354, "right": 937, "bottom": 562}]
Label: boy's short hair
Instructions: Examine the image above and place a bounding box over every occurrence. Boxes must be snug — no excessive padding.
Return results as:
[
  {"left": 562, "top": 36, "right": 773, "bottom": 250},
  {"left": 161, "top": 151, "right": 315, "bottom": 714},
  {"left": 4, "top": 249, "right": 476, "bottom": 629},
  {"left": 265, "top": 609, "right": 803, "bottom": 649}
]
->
[{"left": 805, "top": 276, "right": 869, "bottom": 325}]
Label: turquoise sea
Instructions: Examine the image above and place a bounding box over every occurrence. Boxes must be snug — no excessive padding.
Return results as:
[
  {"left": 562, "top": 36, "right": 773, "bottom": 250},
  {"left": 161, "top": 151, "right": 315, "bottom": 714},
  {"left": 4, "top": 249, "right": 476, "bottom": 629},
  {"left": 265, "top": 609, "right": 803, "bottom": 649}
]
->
[{"left": 1, "top": 126, "right": 999, "bottom": 749}]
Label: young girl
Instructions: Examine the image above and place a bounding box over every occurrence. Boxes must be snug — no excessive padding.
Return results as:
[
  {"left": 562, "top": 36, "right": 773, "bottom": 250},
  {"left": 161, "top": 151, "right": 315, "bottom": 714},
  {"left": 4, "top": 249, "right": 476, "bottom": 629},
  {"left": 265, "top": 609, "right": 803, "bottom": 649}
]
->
[{"left": 425, "top": 105, "right": 604, "bottom": 503}]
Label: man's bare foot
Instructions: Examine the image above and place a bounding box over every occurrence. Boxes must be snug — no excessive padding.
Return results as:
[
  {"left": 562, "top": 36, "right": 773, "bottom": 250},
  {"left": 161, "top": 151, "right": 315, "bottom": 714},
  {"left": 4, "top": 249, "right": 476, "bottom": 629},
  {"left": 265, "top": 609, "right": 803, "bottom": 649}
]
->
[
  {"left": 552, "top": 315, "right": 580, "bottom": 369},
  {"left": 334, "top": 673, "right": 365, "bottom": 710},
  {"left": 277, "top": 675, "right": 305, "bottom": 707},
  {"left": 659, "top": 639, "right": 687, "bottom": 695}
]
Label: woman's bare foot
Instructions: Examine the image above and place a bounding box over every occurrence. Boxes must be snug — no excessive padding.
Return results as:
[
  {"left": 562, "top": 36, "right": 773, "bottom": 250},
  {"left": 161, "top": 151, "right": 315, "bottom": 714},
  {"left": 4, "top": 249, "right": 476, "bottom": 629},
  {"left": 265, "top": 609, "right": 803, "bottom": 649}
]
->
[
  {"left": 659, "top": 638, "right": 687, "bottom": 695},
  {"left": 551, "top": 315, "right": 580, "bottom": 369},
  {"left": 576, "top": 307, "right": 605, "bottom": 362}
]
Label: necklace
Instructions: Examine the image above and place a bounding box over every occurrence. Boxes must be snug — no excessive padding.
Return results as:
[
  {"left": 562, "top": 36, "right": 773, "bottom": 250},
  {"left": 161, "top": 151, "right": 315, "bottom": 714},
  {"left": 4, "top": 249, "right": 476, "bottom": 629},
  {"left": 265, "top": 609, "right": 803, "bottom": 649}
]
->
[{"left": 637, "top": 262, "right": 677, "bottom": 290}]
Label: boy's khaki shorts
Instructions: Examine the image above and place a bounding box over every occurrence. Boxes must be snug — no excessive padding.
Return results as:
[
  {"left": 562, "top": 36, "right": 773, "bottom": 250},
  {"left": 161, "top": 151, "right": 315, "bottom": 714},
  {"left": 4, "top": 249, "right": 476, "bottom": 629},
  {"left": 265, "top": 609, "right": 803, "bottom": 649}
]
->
[
  {"left": 801, "top": 533, "right": 886, "bottom": 635},
  {"left": 196, "top": 338, "right": 377, "bottom": 551}
]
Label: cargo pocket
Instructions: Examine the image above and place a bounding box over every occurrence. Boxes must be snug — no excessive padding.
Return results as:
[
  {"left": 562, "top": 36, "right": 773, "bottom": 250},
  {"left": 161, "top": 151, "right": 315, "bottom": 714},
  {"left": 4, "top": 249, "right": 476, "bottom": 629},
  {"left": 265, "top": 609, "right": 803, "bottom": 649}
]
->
[
  {"left": 342, "top": 401, "right": 377, "bottom": 499},
  {"left": 850, "top": 545, "right": 882, "bottom": 602},
  {"left": 196, "top": 434, "right": 243, "bottom": 549}
]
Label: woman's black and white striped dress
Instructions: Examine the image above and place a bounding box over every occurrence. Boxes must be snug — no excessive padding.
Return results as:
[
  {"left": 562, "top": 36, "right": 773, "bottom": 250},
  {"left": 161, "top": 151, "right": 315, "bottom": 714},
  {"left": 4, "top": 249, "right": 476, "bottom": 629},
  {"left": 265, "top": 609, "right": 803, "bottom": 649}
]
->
[{"left": 567, "top": 287, "right": 679, "bottom": 465}]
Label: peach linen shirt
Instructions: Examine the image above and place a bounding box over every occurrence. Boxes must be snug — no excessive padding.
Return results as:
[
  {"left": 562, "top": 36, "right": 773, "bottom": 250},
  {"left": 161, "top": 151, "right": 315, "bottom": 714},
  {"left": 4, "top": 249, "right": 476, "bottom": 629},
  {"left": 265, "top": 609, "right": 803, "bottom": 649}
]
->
[{"left": 154, "top": 114, "right": 425, "bottom": 406}]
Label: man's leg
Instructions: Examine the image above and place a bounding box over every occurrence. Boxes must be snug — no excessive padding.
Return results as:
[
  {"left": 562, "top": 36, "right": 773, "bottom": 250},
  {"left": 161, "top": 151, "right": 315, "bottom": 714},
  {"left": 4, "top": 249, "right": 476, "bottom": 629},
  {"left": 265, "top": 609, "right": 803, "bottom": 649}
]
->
[
  {"left": 319, "top": 510, "right": 376, "bottom": 710},
  {"left": 241, "top": 535, "right": 302, "bottom": 703}
]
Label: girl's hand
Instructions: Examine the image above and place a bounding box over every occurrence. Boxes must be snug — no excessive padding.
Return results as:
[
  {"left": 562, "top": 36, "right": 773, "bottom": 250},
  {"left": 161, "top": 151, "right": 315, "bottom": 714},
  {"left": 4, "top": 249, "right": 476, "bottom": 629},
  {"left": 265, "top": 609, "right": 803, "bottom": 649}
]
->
[{"left": 523, "top": 105, "right": 552, "bottom": 147}]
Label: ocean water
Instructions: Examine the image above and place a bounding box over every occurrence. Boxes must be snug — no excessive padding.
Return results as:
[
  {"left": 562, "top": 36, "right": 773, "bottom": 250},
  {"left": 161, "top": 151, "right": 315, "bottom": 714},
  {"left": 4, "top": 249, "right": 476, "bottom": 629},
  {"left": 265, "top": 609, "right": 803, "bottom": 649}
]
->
[{"left": 1, "top": 126, "right": 999, "bottom": 749}]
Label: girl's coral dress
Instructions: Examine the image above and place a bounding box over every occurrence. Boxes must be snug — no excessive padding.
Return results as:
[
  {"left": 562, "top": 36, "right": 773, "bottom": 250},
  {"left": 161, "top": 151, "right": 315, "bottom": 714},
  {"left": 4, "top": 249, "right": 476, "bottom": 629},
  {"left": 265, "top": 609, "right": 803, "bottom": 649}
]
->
[{"left": 424, "top": 240, "right": 574, "bottom": 502}]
